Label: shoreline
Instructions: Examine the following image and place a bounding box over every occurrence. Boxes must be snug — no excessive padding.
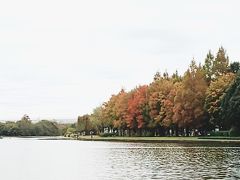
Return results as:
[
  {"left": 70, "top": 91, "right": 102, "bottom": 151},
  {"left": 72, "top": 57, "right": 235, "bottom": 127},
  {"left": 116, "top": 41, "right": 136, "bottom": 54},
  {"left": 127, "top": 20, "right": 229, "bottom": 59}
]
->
[
  {"left": 75, "top": 136, "right": 240, "bottom": 143},
  {"left": 2, "top": 135, "right": 240, "bottom": 143}
]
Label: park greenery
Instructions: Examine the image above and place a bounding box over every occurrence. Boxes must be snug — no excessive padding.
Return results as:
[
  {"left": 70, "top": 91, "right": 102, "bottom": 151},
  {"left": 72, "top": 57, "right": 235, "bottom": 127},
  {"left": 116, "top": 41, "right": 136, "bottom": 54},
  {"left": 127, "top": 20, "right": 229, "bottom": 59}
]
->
[
  {"left": 0, "top": 114, "right": 71, "bottom": 136},
  {"left": 75, "top": 47, "right": 240, "bottom": 137}
]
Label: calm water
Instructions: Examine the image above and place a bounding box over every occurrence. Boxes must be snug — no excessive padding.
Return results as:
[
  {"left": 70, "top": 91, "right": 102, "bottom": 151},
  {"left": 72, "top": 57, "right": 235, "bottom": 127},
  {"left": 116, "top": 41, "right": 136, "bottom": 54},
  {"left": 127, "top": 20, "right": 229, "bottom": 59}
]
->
[{"left": 0, "top": 137, "right": 240, "bottom": 180}]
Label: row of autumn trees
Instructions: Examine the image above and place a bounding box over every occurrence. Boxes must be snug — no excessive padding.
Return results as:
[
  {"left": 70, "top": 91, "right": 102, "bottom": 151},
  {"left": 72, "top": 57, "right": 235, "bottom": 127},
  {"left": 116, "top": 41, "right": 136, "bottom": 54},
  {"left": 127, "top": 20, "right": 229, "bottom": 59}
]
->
[{"left": 77, "top": 47, "right": 240, "bottom": 136}]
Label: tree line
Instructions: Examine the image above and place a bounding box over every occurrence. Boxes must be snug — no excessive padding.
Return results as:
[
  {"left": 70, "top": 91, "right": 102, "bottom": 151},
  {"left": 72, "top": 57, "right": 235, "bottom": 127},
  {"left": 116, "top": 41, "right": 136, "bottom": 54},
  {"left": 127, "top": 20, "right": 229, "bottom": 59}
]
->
[
  {"left": 0, "top": 114, "right": 70, "bottom": 136},
  {"left": 76, "top": 47, "right": 240, "bottom": 137}
]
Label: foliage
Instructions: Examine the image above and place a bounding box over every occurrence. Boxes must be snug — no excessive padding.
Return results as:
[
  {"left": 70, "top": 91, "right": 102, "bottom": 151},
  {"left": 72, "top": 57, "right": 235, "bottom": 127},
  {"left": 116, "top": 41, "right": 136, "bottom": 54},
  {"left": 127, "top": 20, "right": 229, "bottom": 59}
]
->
[
  {"left": 205, "top": 73, "right": 235, "bottom": 128},
  {"left": 77, "top": 114, "right": 93, "bottom": 135},
  {"left": 0, "top": 115, "right": 67, "bottom": 136},
  {"left": 34, "top": 120, "right": 59, "bottom": 136},
  {"left": 64, "top": 127, "right": 77, "bottom": 137},
  {"left": 126, "top": 85, "right": 148, "bottom": 129},
  {"left": 173, "top": 60, "right": 208, "bottom": 129},
  {"left": 148, "top": 77, "right": 175, "bottom": 128},
  {"left": 90, "top": 106, "right": 105, "bottom": 133},
  {"left": 203, "top": 50, "right": 215, "bottom": 83},
  {"left": 16, "top": 115, "right": 34, "bottom": 136},
  {"left": 230, "top": 62, "right": 240, "bottom": 74},
  {"left": 74, "top": 47, "right": 240, "bottom": 137},
  {"left": 212, "top": 47, "right": 229, "bottom": 78},
  {"left": 221, "top": 72, "right": 240, "bottom": 128}
]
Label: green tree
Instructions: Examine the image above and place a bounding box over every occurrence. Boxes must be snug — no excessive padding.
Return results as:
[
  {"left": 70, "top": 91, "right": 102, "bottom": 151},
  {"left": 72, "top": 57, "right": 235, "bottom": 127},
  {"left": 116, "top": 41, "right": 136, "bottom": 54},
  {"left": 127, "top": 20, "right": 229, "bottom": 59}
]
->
[
  {"left": 34, "top": 120, "right": 60, "bottom": 136},
  {"left": 230, "top": 62, "right": 240, "bottom": 74},
  {"left": 16, "top": 114, "right": 33, "bottom": 136},
  {"left": 221, "top": 72, "right": 240, "bottom": 133},
  {"left": 205, "top": 73, "right": 235, "bottom": 129},
  {"left": 90, "top": 106, "right": 105, "bottom": 133},
  {"left": 0, "top": 121, "right": 20, "bottom": 136}
]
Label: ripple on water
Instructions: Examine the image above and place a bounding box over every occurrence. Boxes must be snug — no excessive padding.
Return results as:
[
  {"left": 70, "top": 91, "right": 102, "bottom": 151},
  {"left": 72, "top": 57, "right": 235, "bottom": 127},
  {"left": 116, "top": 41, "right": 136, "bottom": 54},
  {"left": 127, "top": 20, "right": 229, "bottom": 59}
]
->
[{"left": 0, "top": 139, "right": 240, "bottom": 180}]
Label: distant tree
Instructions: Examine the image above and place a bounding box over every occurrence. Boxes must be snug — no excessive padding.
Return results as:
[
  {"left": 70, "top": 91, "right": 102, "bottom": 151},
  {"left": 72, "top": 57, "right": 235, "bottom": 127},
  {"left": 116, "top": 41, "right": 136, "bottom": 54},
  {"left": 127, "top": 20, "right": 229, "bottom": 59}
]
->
[
  {"left": 90, "top": 106, "right": 105, "bottom": 133},
  {"left": 34, "top": 120, "right": 60, "bottom": 136},
  {"left": 0, "top": 121, "right": 20, "bottom": 136},
  {"left": 77, "top": 115, "right": 92, "bottom": 135},
  {"left": 17, "top": 114, "right": 33, "bottom": 136},
  {"left": 57, "top": 123, "right": 71, "bottom": 136}
]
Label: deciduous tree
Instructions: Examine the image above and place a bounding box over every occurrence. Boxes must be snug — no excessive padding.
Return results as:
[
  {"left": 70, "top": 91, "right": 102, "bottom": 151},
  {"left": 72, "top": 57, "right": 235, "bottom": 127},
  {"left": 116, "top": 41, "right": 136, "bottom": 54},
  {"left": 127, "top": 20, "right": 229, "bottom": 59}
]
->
[
  {"left": 205, "top": 73, "right": 235, "bottom": 129},
  {"left": 173, "top": 60, "right": 208, "bottom": 133}
]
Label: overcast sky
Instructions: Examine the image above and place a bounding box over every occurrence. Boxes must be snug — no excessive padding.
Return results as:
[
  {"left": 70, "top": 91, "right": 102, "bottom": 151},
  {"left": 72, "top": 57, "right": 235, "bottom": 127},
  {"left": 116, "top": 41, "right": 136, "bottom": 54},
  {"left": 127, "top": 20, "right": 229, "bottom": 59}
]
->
[{"left": 0, "top": 0, "right": 240, "bottom": 120}]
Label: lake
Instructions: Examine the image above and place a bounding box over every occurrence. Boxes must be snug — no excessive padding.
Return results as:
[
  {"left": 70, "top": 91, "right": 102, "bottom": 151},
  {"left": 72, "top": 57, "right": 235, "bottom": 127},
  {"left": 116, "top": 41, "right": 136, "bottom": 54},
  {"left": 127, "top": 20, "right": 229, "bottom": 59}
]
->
[{"left": 0, "top": 137, "right": 240, "bottom": 180}]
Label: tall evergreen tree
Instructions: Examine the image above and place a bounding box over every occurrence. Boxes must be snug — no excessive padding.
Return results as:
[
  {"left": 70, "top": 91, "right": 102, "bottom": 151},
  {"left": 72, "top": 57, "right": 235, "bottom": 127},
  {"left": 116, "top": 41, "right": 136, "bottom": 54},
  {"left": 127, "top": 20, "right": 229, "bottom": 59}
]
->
[
  {"left": 212, "top": 47, "right": 229, "bottom": 78},
  {"left": 203, "top": 50, "right": 214, "bottom": 83}
]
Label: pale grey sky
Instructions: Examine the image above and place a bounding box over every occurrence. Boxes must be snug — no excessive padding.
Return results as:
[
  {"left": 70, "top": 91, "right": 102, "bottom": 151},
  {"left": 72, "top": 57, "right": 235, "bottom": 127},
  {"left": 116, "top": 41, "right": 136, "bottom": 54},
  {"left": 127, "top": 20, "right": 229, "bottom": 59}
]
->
[{"left": 0, "top": 0, "right": 240, "bottom": 120}]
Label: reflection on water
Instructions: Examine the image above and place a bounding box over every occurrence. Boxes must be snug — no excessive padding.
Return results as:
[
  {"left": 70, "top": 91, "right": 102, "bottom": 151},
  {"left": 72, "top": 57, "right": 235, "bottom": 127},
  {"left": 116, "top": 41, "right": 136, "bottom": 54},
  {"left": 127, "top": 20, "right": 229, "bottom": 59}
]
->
[{"left": 0, "top": 138, "right": 240, "bottom": 180}]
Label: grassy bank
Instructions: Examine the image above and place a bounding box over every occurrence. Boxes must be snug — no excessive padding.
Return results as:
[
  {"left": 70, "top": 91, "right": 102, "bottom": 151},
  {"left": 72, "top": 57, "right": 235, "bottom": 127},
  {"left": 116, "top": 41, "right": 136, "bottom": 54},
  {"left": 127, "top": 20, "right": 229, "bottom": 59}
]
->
[{"left": 76, "top": 136, "right": 240, "bottom": 143}]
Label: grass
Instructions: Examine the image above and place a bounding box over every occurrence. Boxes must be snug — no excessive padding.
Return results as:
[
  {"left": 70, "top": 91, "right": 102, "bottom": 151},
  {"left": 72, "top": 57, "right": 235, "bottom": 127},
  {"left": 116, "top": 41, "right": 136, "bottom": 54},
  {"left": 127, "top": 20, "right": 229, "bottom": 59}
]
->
[{"left": 76, "top": 135, "right": 240, "bottom": 143}]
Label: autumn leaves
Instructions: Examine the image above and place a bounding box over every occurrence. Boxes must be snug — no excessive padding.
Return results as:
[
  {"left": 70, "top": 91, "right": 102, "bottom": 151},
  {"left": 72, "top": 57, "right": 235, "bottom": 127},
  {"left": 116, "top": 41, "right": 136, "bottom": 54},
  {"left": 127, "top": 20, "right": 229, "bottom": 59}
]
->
[{"left": 78, "top": 47, "right": 239, "bottom": 136}]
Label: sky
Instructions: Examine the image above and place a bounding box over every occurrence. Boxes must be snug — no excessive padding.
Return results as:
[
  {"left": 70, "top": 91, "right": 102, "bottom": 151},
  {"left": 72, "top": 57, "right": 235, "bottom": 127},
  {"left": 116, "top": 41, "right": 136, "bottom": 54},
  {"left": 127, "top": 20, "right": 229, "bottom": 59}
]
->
[{"left": 0, "top": 0, "right": 240, "bottom": 120}]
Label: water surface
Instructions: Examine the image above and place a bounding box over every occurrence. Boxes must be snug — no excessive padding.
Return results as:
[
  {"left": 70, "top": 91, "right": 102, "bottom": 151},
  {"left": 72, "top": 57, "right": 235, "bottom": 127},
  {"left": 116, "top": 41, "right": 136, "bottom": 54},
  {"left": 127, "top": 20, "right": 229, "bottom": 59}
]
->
[{"left": 0, "top": 137, "right": 240, "bottom": 179}]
